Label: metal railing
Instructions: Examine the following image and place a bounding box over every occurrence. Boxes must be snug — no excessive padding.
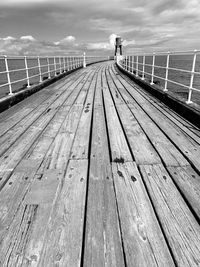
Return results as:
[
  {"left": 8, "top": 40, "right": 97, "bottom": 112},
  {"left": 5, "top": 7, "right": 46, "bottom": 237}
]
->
[
  {"left": 116, "top": 50, "right": 200, "bottom": 104},
  {"left": 0, "top": 53, "right": 108, "bottom": 99}
]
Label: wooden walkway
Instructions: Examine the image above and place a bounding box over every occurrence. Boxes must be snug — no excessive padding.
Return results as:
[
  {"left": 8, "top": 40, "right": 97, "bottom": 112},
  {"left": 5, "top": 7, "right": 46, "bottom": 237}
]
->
[{"left": 0, "top": 61, "right": 200, "bottom": 266}]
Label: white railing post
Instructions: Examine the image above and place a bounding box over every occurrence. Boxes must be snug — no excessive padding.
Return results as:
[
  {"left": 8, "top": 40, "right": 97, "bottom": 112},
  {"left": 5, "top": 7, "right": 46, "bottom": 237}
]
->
[
  {"left": 71, "top": 57, "right": 74, "bottom": 70},
  {"left": 83, "top": 52, "right": 86, "bottom": 68},
  {"left": 4, "top": 55, "right": 13, "bottom": 95},
  {"left": 66, "top": 57, "right": 69, "bottom": 71},
  {"left": 142, "top": 54, "right": 145, "bottom": 80},
  {"left": 24, "top": 56, "right": 31, "bottom": 88},
  {"left": 164, "top": 52, "right": 170, "bottom": 91},
  {"left": 37, "top": 56, "right": 42, "bottom": 83},
  {"left": 68, "top": 56, "right": 71, "bottom": 71},
  {"left": 132, "top": 56, "right": 134, "bottom": 74},
  {"left": 136, "top": 56, "right": 139, "bottom": 76},
  {"left": 47, "top": 57, "right": 51, "bottom": 79},
  {"left": 54, "top": 56, "right": 57, "bottom": 76},
  {"left": 59, "top": 56, "right": 62, "bottom": 74},
  {"left": 187, "top": 49, "right": 197, "bottom": 104},
  {"left": 150, "top": 53, "right": 155, "bottom": 84},
  {"left": 63, "top": 57, "right": 66, "bottom": 72},
  {"left": 128, "top": 56, "right": 130, "bottom": 72},
  {"left": 125, "top": 55, "right": 128, "bottom": 70}
]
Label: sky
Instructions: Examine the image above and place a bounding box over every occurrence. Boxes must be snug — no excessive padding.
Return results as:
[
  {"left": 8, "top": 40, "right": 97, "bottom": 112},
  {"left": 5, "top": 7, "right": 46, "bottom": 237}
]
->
[{"left": 0, "top": 0, "right": 199, "bottom": 55}]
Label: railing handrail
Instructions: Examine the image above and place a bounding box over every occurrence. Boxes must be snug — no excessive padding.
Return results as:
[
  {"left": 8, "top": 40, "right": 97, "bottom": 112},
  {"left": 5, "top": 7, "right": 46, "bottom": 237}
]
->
[
  {"left": 125, "top": 49, "right": 200, "bottom": 56},
  {"left": 116, "top": 49, "right": 200, "bottom": 104},
  {"left": 0, "top": 53, "right": 109, "bottom": 98}
]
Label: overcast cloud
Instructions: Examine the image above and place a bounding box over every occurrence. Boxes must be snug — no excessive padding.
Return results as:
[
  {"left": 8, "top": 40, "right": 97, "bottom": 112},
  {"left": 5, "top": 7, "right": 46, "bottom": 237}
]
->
[{"left": 0, "top": 0, "right": 199, "bottom": 55}]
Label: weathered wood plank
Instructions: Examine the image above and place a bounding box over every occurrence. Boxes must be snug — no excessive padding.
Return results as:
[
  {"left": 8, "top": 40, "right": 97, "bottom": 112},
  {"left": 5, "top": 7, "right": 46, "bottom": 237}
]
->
[
  {"left": 109, "top": 67, "right": 189, "bottom": 167},
  {"left": 0, "top": 68, "right": 87, "bottom": 137},
  {"left": 140, "top": 164, "right": 200, "bottom": 267},
  {"left": 0, "top": 170, "right": 62, "bottom": 266},
  {"left": 0, "top": 71, "right": 87, "bottom": 174},
  {"left": 167, "top": 165, "right": 200, "bottom": 220},
  {"left": 102, "top": 70, "right": 132, "bottom": 162},
  {"left": 112, "top": 162, "right": 175, "bottom": 266},
  {"left": 83, "top": 105, "right": 125, "bottom": 267},
  {"left": 41, "top": 105, "right": 82, "bottom": 171},
  {"left": 115, "top": 72, "right": 200, "bottom": 170},
  {"left": 37, "top": 159, "right": 88, "bottom": 266},
  {"left": 113, "top": 64, "right": 200, "bottom": 142},
  {"left": 0, "top": 203, "right": 38, "bottom": 267},
  {"left": 70, "top": 69, "right": 98, "bottom": 159},
  {"left": 106, "top": 68, "right": 161, "bottom": 165}
]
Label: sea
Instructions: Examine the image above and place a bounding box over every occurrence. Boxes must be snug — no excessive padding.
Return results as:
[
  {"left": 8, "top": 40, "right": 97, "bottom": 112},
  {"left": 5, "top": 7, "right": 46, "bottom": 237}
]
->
[
  {"left": 127, "top": 54, "right": 200, "bottom": 105},
  {"left": 0, "top": 57, "right": 64, "bottom": 99},
  {"left": 0, "top": 55, "right": 200, "bottom": 105}
]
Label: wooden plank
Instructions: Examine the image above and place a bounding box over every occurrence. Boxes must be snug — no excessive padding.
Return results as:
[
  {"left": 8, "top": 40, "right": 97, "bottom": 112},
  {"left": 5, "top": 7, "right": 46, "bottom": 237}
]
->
[
  {"left": 112, "top": 162, "right": 175, "bottom": 266},
  {"left": 0, "top": 160, "right": 41, "bottom": 242},
  {"left": 93, "top": 66, "right": 104, "bottom": 107},
  {"left": 0, "top": 203, "right": 38, "bottom": 266},
  {"left": 109, "top": 67, "right": 189, "bottom": 167},
  {"left": 102, "top": 70, "right": 132, "bottom": 162},
  {"left": 70, "top": 70, "right": 98, "bottom": 159},
  {"left": 0, "top": 71, "right": 87, "bottom": 174},
  {"left": 83, "top": 106, "right": 125, "bottom": 267},
  {"left": 129, "top": 103, "right": 189, "bottom": 167},
  {"left": 167, "top": 165, "right": 200, "bottom": 220},
  {"left": 115, "top": 104, "right": 161, "bottom": 165},
  {"left": 41, "top": 105, "right": 82, "bottom": 171},
  {"left": 35, "top": 159, "right": 88, "bottom": 266},
  {"left": 139, "top": 164, "right": 200, "bottom": 267},
  {"left": 113, "top": 64, "right": 200, "bottom": 142},
  {"left": 0, "top": 70, "right": 87, "bottom": 157},
  {"left": 115, "top": 72, "right": 200, "bottom": 170},
  {"left": 0, "top": 170, "right": 61, "bottom": 266},
  {"left": 24, "top": 169, "right": 61, "bottom": 204},
  {"left": 0, "top": 68, "right": 86, "bottom": 137},
  {"left": 106, "top": 68, "right": 161, "bottom": 165},
  {"left": 74, "top": 70, "right": 94, "bottom": 105}
]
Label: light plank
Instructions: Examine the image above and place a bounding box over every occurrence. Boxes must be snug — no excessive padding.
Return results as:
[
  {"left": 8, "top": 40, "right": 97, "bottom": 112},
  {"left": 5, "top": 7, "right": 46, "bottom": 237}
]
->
[
  {"left": 167, "top": 165, "right": 200, "bottom": 220},
  {"left": 37, "top": 159, "right": 88, "bottom": 266},
  {"left": 140, "top": 164, "right": 200, "bottom": 267},
  {"left": 102, "top": 70, "right": 132, "bottom": 162},
  {"left": 112, "top": 162, "right": 175, "bottom": 266},
  {"left": 83, "top": 106, "right": 125, "bottom": 267}
]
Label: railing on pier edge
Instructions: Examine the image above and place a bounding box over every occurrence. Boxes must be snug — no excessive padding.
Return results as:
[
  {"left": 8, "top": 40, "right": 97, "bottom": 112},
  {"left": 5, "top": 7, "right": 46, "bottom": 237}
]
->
[
  {"left": 0, "top": 53, "right": 109, "bottom": 99},
  {"left": 116, "top": 50, "right": 200, "bottom": 105}
]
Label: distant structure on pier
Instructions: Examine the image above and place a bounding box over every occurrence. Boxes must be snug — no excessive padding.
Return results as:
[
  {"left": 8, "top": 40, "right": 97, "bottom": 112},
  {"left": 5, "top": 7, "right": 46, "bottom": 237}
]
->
[{"left": 115, "top": 36, "right": 123, "bottom": 56}]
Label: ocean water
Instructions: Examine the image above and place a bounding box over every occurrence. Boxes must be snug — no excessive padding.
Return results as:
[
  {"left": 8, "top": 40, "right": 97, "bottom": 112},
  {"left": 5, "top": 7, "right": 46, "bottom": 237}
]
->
[
  {"left": 126, "top": 54, "right": 200, "bottom": 105},
  {"left": 0, "top": 55, "right": 200, "bottom": 105},
  {"left": 0, "top": 57, "right": 67, "bottom": 99}
]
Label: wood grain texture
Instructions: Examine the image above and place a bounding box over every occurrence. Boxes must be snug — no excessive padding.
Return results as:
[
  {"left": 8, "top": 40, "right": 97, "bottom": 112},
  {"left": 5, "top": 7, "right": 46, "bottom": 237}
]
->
[
  {"left": 102, "top": 70, "right": 132, "bottom": 162},
  {"left": 83, "top": 105, "right": 125, "bottom": 267},
  {"left": 38, "top": 159, "right": 88, "bottom": 267},
  {"left": 167, "top": 165, "right": 200, "bottom": 220},
  {"left": 112, "top": 162, "right": 175, "bottom": 267},
  {"left": 140, "top": 164, "right": 200, "bottom": 267}
]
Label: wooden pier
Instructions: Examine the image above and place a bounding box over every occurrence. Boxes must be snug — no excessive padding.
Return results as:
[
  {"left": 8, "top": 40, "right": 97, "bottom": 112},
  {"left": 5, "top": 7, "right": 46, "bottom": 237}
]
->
[{"left": 0, "top": 61, "right": 200, "bottom": 266}]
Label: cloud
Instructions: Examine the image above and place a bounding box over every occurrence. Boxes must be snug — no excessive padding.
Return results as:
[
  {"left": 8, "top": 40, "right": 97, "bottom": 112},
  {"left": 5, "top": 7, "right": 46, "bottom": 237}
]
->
[
  {"left": 55, "top": 35, "right": 76, "bottom": 45},
  {"left": 20, "top": 35, "right": 36, "bottom": 41},
  {"left": 0, "top": 0, "right": 200, "bottom": 53}
]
